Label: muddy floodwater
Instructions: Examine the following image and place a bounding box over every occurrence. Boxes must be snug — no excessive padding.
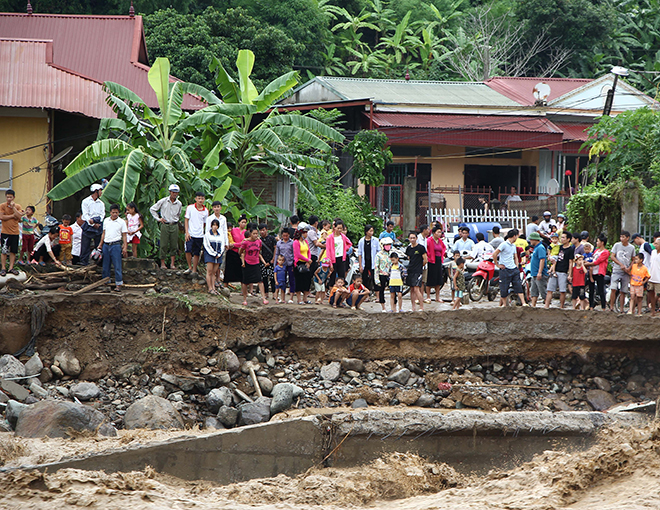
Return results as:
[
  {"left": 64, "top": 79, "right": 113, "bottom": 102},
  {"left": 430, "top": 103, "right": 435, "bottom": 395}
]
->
[{"left": 1, "top": 422, "right": 659, "bottom": 509}]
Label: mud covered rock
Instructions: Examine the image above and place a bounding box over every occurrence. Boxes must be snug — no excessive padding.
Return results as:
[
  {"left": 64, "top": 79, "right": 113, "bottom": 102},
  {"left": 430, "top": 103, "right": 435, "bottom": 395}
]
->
[
  {"left": 15, "top": 400, "right": 116, "bottom": 438},
  {"left": 586, "top": 389, "right": 617, "bottom": 411},
  {"left": 124, "top": 396, "right": 184, "bottom": 430},
  {"left": 219, "top": 350, "right": 240, "bottom": 374}
]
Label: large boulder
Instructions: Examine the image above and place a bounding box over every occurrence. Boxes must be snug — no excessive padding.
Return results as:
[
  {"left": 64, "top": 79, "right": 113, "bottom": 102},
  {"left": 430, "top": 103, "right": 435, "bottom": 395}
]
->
[
  {"left": 238, "top": 396, "right": 271, "bottom": 426},
  {"left": 70, "top": 382, "right": 101, "bottom": 401},
  {"left": 53, "top": 350, "right": 81, "bottom": 377},
  {"left": 0, "top": 354, "right": 26, "bottom": 379},
  {"left": 14, "top": 400, "right": 116, "bottom": 438},
  {"left": 124, "top": 395, "right": 184, "bottom": 430},
  {"left": 270, "top": 383, "right": 304, "bottom": 415},
  {"left": 586, "top": 389, "right": 617, "bottom": 411}
]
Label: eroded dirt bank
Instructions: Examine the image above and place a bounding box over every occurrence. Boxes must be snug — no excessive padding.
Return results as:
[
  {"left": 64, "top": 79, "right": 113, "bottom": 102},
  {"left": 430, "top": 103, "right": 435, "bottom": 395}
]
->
[{"left": 2, "top": 294, "right": 660, "bottom": 372}]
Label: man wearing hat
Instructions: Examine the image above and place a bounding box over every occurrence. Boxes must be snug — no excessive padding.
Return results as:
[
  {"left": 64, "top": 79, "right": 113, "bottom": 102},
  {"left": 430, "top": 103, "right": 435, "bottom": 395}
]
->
[
  {"left": 79, "top": 183, "right": 106, "bottom": 265},
  {"left": 528, "top": 232, "right": 548, "bottom": 307},
  {"left": 538, "top": 211, "right": 556, "bottom": 244},
  {"left": 150, "top": 184, "right": 182, "bottom": 269}
]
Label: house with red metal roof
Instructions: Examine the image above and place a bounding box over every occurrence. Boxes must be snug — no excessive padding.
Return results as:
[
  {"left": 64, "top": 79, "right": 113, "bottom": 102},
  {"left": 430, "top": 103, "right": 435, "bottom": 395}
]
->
[
  {"left": 0, "top": 10, "right": 204, "bottom": 218},
  {"left": 279, "top": 75, "right": 657, "bottom": 229}
]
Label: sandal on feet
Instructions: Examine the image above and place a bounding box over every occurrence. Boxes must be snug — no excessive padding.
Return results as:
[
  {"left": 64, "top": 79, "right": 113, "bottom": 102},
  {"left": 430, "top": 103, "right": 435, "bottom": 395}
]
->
[
  {"left": 263, "top": 299, "right": 269, "bottom": 305},
  {"left": 113, "top": 286, "right": 121, "bottom": 292},
  {"left": 242, "top": 301, "right": 248, "bottom": 306},
  {"left": 0, "top": 270, "right": 5, "bottom": 276}
]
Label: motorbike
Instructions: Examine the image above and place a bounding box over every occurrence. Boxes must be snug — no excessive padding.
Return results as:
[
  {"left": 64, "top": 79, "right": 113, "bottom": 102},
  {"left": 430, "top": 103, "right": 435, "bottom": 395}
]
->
[{"left": 467, "top": 255, "right": 499, "bottom": 302}]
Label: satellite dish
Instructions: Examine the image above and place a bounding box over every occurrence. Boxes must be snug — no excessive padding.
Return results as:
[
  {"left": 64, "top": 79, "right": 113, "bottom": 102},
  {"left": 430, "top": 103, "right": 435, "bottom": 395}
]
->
[
  {"left": 547, "top": 178, "right": 560, "bottom": 195},
  {"left": 51, "top": 146, "right": 73, "bottom": 164},
  {"left": 533, "top": 82, "right": 551, "bottom": 103}
]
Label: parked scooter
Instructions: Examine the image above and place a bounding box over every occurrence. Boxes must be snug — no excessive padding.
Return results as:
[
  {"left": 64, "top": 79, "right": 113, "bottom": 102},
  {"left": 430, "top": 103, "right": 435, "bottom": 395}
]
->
[{"left": 467, "top": 254, "right": 499, "bottom": 302}]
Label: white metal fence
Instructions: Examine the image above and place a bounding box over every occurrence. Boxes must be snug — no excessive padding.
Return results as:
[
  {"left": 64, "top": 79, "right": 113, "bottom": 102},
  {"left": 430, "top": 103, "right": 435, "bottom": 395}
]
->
[
  {"left": 428, "top": 208, "right": 530, "bottom": 234},
  {"left": 639, "top": 212, "right": 660, "bottom": 242}
]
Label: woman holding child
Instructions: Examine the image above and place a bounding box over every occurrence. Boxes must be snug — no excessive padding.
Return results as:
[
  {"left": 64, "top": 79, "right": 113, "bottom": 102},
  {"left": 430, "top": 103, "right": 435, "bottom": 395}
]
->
[{"left": 225, "top": 214, "right": 247, "bottom": 283}]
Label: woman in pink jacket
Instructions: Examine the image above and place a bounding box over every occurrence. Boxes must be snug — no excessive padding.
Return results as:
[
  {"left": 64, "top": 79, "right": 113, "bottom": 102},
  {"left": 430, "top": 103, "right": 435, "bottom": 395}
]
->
[
  {"left": 293, "top": 227, "right": 313, "bottom": 304},
  {"left": 584, "top": 233, "right": 610, "bottom": 310},
  {"left": 426, "top": 225, "right": 447, "bottom": 302},
  {"left": 325, "top": 219, "right": 352, "bottom": 287}
]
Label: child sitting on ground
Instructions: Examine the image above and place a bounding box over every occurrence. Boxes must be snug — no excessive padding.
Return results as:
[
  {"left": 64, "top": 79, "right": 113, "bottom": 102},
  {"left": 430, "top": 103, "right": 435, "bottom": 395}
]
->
[
  {"left": 329, "top": 277, "right": 350, "bottom": 308},
  {"left": 388, "top": 252, "right": 404, "bottom": 312},
  {"left": 452, "top": 257, "right": 466, "bottom": 310},
  {"left": 274, "top": 255, "right": 287, "bottom": 303},
  {"left": 347, "top": 274, "right": 370, "bottom": 310},
  {"left": 313, "top": 259, "right": 331, "bottom": 304},
  {"left": 571, "top": 254, "right": 588, "bottom": 310},
  {"left": 630, "top": 252, "right": 650, "bottom": 316},
  {"left": 58, "top": 214, "right": 73, "bottom": 265}
]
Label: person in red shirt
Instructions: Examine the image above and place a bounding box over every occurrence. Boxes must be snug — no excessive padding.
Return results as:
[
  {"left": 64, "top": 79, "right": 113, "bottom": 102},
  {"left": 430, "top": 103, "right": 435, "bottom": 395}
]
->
[
  {"left": 347, "top": 274, "right": 370, "bottom": 310},
  {"left": 58, "top": 214, "right": 74, "bottom": 265},
  {"left": 571, "top": 254, "right": 588, "bottom": 310}
]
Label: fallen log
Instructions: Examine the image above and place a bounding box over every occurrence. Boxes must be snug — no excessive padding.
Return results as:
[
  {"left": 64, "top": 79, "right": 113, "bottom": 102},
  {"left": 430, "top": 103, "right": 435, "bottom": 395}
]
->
[{"left": 70, "top": 277, "right": 111, "bottom": 296}]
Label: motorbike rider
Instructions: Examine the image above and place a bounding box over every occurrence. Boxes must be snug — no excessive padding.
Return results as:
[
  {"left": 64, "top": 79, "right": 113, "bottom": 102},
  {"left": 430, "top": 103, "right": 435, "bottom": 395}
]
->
[{"left": 471, "top": 232, "right": 494, "bottom": 261}]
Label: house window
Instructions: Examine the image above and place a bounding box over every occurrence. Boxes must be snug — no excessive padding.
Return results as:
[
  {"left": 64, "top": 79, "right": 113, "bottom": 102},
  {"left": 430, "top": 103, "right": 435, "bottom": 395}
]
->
[{"left": 0, "top": 160, "right": 12, "bottom": 190}]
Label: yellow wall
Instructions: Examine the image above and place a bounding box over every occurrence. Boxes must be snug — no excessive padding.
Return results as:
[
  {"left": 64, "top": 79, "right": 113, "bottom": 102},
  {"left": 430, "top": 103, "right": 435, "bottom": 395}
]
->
[
  {"left": 0, "top": 110, "right": 50, "bottom": 221},
  {"left": 392, "top": 145, "right": 542, "bottom": 209}
]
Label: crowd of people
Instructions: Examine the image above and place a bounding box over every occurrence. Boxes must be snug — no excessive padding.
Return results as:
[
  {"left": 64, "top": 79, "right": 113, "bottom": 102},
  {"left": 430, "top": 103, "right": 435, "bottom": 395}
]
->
[{"left": 2, "top": 185, "right": 660, "bottom": 316}]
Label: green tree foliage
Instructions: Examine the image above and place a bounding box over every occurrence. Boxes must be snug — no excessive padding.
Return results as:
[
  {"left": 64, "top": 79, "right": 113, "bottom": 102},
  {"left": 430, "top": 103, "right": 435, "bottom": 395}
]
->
[
  {"left": 346, "top": 130, "right": 393, "bottom": 187},
  {"left": 583, "top": 107, "right": 660, "bottom": 186},
  {"left": 144, "top": 7, "right": 302, "bottom": 91}
]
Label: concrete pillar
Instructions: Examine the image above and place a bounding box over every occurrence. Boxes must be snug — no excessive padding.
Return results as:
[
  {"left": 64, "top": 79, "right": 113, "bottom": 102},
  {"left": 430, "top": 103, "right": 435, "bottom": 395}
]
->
[
  {"left": 403, "top": 176, "right": 417, "bottom": 235},
  {"left": 621, "top": 180, "right": 640, "bottom": 235}
]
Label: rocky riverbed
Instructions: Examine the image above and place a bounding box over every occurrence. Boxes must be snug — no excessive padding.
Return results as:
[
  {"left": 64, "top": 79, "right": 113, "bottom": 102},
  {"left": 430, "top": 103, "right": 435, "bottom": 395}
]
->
[{"left": 1, "top": 341, "right": 657, "bottom": 437}]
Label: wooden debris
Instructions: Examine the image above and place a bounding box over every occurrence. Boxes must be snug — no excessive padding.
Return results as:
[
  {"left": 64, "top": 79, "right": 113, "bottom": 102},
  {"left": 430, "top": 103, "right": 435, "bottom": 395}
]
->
[{"left": 71, "top": 277, "right": 110, "bottom": 296}]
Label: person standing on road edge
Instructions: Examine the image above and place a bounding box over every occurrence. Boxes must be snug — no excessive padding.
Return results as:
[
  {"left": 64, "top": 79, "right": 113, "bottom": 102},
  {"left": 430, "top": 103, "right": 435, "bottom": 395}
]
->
[
  {"left": 0, "top": 189, "right": 23, "bottom": 276},
  {"left": 493, "top": 228, "right": 528, "bottom": 307},
  {"left": 79, "top": 183, "right": 105, "bottom": 266},
  {"left": 98, "top": 204, "right": 128, "bottom": 292},
  {"left": 184, "top": 191, "right": 208, "bottom": 275},
  {"left": 528, "top": 232, "right": 548, "bottom": 307},
  {"left": 405, "top": 232, "right": 427, "bottom": 312},
  {"left": 149, "top": 184, "right": 182, "bottom": 269},
  {"left": 544, "top": 231, "right": 574, "bottom": 309}
]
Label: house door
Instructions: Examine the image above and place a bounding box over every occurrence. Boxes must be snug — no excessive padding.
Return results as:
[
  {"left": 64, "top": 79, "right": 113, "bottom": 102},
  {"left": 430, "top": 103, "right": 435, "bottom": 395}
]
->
[{"left": 464, "top": 165, "right": 536, "bottom": 194}]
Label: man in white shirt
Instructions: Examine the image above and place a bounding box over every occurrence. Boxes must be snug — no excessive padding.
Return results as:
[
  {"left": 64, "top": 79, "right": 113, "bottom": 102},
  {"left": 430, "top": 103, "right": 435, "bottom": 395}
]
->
[
  {"left": 184, "top": 191, "right": 208, "bottom": 275},
  {"left": 454, "top": 227, "right": 475, "bottom": 258},
  {"left": 471, "top": 232, "right": 494, "bottom": 261},
  {"left": 150, "top": 184, "right": 183, "bottom": 270},
  {"left": 71, "top": 212, "right": 84, "bottom": 265},
  {"left": 80, "top": 183, "right": 105, "bottom": 265},
  {"left": 526, "top": 216, "right": 540, "bottom": 239},
  {"left": 97, "top": 203, "right": 128, "bottom": 291}
]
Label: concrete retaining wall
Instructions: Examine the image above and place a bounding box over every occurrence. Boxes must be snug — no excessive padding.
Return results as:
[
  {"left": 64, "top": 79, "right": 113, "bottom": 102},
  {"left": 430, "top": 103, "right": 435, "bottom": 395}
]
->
[{"left": 18, "top": 410, "right": 651, "bottom": 481}]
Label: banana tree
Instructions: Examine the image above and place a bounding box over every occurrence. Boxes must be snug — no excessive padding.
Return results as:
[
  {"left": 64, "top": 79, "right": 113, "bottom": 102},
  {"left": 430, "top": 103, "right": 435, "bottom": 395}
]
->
[
  {"left": 47, "top": 57, "right": 221, "bottom": 212},
  {"left": 184, "top": 49, "right": 345, "bottom": 216}
]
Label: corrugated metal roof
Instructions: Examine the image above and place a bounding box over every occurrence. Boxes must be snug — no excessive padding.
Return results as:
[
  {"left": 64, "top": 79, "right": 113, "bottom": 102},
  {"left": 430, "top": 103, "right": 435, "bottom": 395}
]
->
[
  {"left": 485, "top": 76, "right": 592, "bottom": 106},
  {"left": 0, "top": 13, "right": 203, "bottom": 110},
  {"left": 554, "top": 122, "right": 593, "bottom": 142},
  {"left": 0, "top": 38, "right": 113, "bottom": 118},
  {"left": 314, "top": 76, "right": 520, "bottom": 107},
  {"left": 369, "top": 112, "right": 563, "bottom": 134}
]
